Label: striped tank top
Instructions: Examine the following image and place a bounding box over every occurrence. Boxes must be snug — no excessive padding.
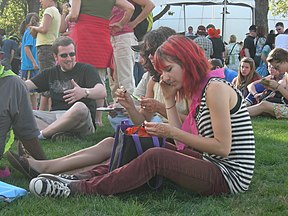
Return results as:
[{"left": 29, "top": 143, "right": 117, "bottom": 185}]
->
[{"left": 195, "top": 78, "right": 255, "bottom": 194}]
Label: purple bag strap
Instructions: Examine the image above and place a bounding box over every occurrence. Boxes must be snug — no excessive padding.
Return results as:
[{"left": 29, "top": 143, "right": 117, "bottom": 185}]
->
[
  {"left": 131, "top": 135, "right": 162, "bottom": 156},
  {"left": 109, "top": 120, "right": 131, "bottom": 171}
]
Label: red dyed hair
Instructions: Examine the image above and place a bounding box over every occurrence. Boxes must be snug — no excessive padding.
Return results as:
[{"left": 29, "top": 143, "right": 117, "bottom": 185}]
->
[{"left": 154, "top": 35, "right": 210, "bottom": 99}]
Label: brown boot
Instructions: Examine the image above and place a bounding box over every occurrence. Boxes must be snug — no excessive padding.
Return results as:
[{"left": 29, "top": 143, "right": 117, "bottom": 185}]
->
[{"left": 20, "top": 138, "right": 46, "bottom": 160}]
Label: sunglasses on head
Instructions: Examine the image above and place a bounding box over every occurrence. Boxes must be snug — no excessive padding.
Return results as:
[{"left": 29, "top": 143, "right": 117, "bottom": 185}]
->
[{"left": 59, "top": 52, "right": 76, "bottom": 58}]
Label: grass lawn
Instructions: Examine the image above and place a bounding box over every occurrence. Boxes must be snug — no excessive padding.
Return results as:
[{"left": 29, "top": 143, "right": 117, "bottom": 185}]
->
[{"left": 0, "top": 115, "right": 287, "bottom": 215}]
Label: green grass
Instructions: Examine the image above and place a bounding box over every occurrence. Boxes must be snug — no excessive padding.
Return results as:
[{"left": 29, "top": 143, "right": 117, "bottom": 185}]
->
[{"left": 1, "top": 116, "right": 287, "bottom": 215}]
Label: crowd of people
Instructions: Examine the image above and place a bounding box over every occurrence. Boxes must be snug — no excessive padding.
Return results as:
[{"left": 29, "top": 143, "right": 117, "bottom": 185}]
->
[{"left": 0, "top": 1, "right": 287, "bottom": 200}]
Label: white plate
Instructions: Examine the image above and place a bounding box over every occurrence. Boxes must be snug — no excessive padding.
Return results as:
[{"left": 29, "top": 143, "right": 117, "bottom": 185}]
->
[{"left": 96, "top": 107, "right": 115, "bottom": 111}]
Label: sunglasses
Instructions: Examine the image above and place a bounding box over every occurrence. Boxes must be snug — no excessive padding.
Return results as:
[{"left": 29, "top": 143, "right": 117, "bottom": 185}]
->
[{"left": 59, "top": 52, "right": 76, "bottom": 58}]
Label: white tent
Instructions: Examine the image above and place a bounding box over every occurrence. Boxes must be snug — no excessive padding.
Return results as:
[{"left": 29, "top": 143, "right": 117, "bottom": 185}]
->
[{"left": 152, "top": 0, "right": 256, "bottom": 41}]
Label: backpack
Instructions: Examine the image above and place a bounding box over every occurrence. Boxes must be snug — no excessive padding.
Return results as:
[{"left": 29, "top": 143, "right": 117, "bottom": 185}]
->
[
  {"left": 239, "top": 47, "right": 245, "bottom": 60},
  {"left": 130, "top": 4, "right": 153, "bottom": 41}
]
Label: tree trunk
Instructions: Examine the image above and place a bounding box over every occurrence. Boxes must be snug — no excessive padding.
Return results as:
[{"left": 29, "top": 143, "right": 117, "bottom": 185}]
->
[
  {"left": 255, "top": 0, "right": 269, "bottom": 34},
  {"left": 26, "top": 0, "right": 40, "bottom": 13}
]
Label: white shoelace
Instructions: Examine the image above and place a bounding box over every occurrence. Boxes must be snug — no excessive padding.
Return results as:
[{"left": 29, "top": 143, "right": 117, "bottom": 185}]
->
[{"left": 44, "top": 179, "right": 71, "bottom": 198}]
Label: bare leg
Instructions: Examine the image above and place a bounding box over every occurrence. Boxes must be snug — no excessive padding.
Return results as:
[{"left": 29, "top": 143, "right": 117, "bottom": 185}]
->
[
  {"left": 247, "top": 101, "right": 275, "bottom": 117},
  {"left": 95, "top": 68, "right": 108, "bottom": 126},
  {"left": 95, "top": 99, "right": 104, "bottom": 126},
  {"left": 30, "top": 94, "right": 38, "bottom": 110},
  {"left": 39, "top": 95, "right": 49, "bottom": 111},
  {"left": 35, "top": 118, "right": 49, "bottom": 131},
  {"left": 21, "top": 138, "right": 46, "bottom": 160},
  {"left": 27, "top": 137, "right": 114, "bottom": 174},
  {"left": 42, "top": 102, "right": 90, "bottom": 138}
]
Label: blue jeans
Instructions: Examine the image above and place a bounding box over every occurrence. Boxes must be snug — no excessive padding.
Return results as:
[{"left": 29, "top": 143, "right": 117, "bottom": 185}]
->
[{"left": 246, "top": 83, "right": 266, "bottom": 105}]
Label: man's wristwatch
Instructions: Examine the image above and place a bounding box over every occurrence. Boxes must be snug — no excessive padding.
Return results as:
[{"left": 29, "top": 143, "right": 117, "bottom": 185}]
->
[{"left": 84, "top": 88, "right": 90, "bottom": 98}]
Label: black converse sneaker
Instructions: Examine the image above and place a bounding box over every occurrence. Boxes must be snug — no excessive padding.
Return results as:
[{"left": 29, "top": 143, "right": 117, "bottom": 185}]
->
[
  {"left": 38, "top": 173, "right": 80, "bottom": 184},
  {"left": 29, "top": 177, "right": 71, "bottom": 198}
]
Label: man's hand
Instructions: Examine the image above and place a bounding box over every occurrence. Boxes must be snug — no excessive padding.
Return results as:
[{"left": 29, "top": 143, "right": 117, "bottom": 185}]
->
[{"left": 63, "top": 79, "right": 86, "bottom": 104}]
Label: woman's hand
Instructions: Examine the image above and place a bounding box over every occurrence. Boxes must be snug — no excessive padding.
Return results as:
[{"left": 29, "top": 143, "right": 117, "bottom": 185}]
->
[
  {"left": 109, "top": 22, "right": 124, "bottom": 34},
  {"left": 140, "top": 98, "right": 161, "bottom": 113},
  {"left": 144, "top": 121, "right": 174, "bottom": 138},
  {"left": 254, "top": 92, "right": 262, "bottom": 103},
  {"left": 29, "top": 27, "right": 38, "bottom": 38},
  {"left": 115, "top": 87, "right": 134, "bottom": 109},
  {"left": 159, "top": 75, "right": 178, "bottom": 101}
]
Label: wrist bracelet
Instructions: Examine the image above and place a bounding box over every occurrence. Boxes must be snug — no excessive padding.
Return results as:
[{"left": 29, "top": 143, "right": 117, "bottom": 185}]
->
[{"left": 166, "top": 103, "right": 176, "bottom": 110}]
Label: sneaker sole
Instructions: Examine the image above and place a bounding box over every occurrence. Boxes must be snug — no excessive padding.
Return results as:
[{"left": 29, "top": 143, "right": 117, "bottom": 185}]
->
[
  {"left": 38, "top": 173, "right": 80, "bottom": 184},
  {"left": 29, "top": 177, "right": 46, "bottom": 197}
]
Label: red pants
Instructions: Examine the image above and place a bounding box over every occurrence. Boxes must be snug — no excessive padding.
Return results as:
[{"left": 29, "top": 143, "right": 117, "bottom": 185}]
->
[{"left": 71, "top": 143, "right": 229, "bottom": 196}]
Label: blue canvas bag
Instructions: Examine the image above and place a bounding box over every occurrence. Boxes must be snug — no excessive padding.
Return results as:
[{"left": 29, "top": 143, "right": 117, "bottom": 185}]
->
[{"left": 0, "top": 181, "right": 28, "bottom": 203}]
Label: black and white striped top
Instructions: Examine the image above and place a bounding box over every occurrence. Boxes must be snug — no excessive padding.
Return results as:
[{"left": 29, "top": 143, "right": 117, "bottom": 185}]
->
[{"left": 195, "top": 78, "right": 255, "bottom": 194}]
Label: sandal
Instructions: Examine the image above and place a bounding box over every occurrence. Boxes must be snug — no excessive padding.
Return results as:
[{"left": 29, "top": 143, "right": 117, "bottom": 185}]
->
[
  {"left": 5, "top": 151, "right": 39, "bottom": 179},
  {"left": 16, "top": 140, "right": 31, "bottom": 157}
]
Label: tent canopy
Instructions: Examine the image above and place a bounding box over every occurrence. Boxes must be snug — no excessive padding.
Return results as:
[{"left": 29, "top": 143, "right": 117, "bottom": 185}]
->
[{"left": 153, "top": 0, "right": 255, "bottom": 9}]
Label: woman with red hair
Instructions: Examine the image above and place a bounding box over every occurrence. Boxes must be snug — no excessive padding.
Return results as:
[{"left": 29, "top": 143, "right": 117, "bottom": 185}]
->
[{"left": 28, "top": 35, "right": 255, "bottom": 198}]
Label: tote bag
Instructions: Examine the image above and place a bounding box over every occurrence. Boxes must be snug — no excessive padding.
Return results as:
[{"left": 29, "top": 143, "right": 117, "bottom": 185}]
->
[{"left": 109, "top": 120, "right": 166, "bottom": 189}]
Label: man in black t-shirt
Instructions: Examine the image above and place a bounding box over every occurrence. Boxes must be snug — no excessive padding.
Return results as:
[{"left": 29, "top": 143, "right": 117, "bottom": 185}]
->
[
  {"left": 243, "top": 25, "right": 257, "bottom": 59},
  {"left": 25, "top": 37, "right": 106, "bottom": 139}
]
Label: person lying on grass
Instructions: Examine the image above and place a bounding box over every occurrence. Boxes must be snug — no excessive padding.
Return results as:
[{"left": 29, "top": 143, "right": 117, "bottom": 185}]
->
[{"left": 16, "top": 35, "right": 255, "bottom": 198}]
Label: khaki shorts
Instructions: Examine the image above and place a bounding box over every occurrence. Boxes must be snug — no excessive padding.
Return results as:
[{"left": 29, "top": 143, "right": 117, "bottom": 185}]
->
[{"left": 33, "top": 110, "right": 95, "bottom": 136}]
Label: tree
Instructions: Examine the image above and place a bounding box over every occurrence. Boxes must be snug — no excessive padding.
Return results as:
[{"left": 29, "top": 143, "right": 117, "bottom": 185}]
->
[
  {"left": 270, "top": 0, "right": 288, "bottom": 17},
  {"left": 255, "top": 0, "right": 269, "bottom": 34}
]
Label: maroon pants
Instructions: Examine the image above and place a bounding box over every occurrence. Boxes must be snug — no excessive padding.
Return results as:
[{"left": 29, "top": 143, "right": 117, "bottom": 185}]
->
[{"left": 71, "top": 143, "right": 229, "bottom": 196}]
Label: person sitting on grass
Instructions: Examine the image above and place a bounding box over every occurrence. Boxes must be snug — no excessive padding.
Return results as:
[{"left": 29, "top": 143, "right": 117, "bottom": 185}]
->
[
  {"left": 24, "top": 35, "right": 255, "bottom": 198},
  {"left": 209, "top": 58, "right": 238, "bottom": 83},
  {"left": 6, "top": 28, "right": 225, "bottom": 179},
  {"left": 232, "top": 57, "right": 261, "bottom": 98},
  {"left": 25, "top": 36, "right": 106, "bottom": 140},
  {"left": 0, "top": 64, "right": 46, "bottom": 160},
  {"left": 247, "top": 48, "right": 288, "bottom": 119},
  {"left": 108, "top": 27, "right": 189, "bottom": 131}
]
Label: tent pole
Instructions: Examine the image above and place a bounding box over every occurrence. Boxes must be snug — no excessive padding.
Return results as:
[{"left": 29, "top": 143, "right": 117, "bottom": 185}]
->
[
  {"left": 183, "top": 4, "right": 187, "bottom": 32},
  {"left": 221, "top": 0, "right": 227, "bottom": 42}
]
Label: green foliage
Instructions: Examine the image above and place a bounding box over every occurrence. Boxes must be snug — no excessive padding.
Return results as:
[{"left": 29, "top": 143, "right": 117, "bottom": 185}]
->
[
  {"left": 0, "top": 0, "right": 67, "bottom": 37},
  {"left": 0, "top": 116, "right": 287, "bottom": 215},
  {"left": 270, "top": 0, "right": 288, "bottom": 17},
  {"left": 0, "top": 0, "right": 27, "bottom": 36}
]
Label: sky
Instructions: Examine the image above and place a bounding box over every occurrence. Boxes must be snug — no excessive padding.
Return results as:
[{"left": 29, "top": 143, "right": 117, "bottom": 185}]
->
[{"left": 152, "top": 4, "right": 288, "bottom": 42}]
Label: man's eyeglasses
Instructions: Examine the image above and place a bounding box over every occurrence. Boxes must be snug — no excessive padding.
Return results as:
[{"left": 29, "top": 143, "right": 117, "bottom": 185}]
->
[
  {"left": 268, "top": 63, "right": 280, "bottom": 71},
  {"left": 59, "top": 52, "right": 76, "bottom": 58}
]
